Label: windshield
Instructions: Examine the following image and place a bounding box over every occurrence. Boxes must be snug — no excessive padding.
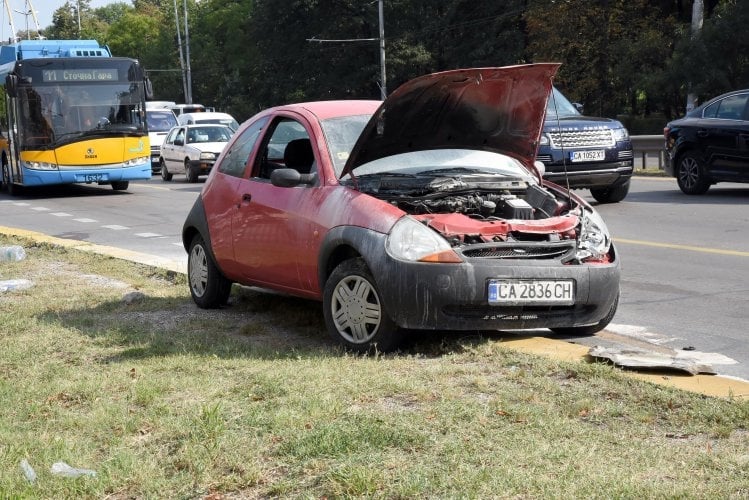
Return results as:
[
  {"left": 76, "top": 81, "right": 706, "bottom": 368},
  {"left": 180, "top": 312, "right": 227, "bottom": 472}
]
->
[
  {"left": 146, "top": 110, "right": 178, "bottom": 132},
  {"left": 186, "top": 126, "right": 233, "bottom": 143},
  {"left": 342, "top": 149, "right": 535, "bottom": 181},
  {"left": 320, "top": 114, "right": 371, "bottom": 176},
  {"left": 545, "top": 87, "right": 581, "bottom": 120},
  {"left": 21, "top": 82, "right": 146, "bottom": 149}
]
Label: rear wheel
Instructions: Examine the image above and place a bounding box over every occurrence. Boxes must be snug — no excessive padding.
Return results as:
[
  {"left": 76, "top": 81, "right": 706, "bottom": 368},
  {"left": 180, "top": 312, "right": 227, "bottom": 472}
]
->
[
  {"left": 590, "top": 179, "right": 630, "bottom": 203},
  {"left": 186, "top": 160, "right": 199, "bottom": 183},
  {"left": 111, "top": 181, "right": 129, "bottom": 191},
  {"left": 323, "top": 258, "right": 402, "bottom": 353},
  {"left": 188, "top": 234, "right": 231, "bottom": 308},
  {"left": 550, "top": 293, "right": 619, "bottom": 336},
  {"left": 161, "top": 159, "right": 172, "bottom": 181},
  {"left": 676, "top": 151, "right": 710, "bottom": 195}
]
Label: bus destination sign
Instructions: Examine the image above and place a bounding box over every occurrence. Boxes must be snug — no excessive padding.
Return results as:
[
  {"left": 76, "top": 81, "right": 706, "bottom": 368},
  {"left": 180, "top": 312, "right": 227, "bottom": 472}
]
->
[{"left": 42, "top": 69, "right": 119, "bottom": 82}]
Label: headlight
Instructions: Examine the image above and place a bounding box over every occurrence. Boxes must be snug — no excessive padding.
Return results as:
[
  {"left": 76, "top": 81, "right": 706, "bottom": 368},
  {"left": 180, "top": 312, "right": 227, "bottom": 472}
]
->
[
  {"left": 124, "top": 156, "right": 149, "bottom": 167},
  {"left": 386, "top": 216, "right": 462, "bottom": 263},
  {"left": 200, "top": 152, "right": 216, "bottom": 160},
  {"left": 25, "top": 161, "right": 58, "bottom": 170},
  {"left": 538, "top": 133, "right": 550, "bottom": 146},
  {"left": 612, "top": 127, "right": 629, "bottom": 142},
  {"left": 576, "top": 208, "right": 611, "bottom": 261}
]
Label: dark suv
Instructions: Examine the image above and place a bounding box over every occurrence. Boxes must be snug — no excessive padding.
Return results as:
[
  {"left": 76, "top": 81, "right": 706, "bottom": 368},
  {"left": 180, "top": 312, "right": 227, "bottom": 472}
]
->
[
  {"left": 664, "top": 89, "right": 749, "bottom": 194},
  {"left": 536, "top": 88, "right": 634, "bottom": 203}
]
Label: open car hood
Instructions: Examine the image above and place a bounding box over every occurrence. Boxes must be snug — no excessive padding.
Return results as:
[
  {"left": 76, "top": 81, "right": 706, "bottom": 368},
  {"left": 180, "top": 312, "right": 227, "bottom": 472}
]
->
[{"left": 341, "top": 63, "right": 560, "bottom": 179}]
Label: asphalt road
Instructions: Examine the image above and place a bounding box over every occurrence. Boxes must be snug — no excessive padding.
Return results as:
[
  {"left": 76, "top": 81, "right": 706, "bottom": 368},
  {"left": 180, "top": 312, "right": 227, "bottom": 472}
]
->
[{"left": 1, "top": 175, "right": 748, "bottom": 380}]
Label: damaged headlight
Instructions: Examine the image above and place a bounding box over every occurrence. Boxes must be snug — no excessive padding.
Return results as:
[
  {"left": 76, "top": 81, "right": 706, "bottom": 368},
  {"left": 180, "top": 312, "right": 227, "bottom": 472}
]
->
[
  {"left": 576, "top": 207, "right": 611, "bottom": 261},
  {"left": 386, "top": 216, "right": 462, "bottom": 263}
]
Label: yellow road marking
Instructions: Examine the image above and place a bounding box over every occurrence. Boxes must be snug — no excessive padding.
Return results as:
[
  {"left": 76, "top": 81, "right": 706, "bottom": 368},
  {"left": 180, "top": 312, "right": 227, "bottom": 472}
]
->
[{"left": 614, "top": 238, "right": 749, "bottom": 257}]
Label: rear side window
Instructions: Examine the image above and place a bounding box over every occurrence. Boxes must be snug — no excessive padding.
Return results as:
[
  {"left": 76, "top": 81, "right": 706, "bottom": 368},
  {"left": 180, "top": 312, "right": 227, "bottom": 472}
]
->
[
  {"left": 218, "top": 117, "right": 268, "bottom": 177},
  {"left": 703, "top": 94, "right": 749, "bottom": 120}
]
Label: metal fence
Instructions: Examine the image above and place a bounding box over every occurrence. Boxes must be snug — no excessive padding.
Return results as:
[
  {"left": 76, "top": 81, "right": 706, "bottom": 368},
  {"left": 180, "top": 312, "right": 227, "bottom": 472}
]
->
[{"left": 631, "top": 135, "right": 666, "bottom": 170}]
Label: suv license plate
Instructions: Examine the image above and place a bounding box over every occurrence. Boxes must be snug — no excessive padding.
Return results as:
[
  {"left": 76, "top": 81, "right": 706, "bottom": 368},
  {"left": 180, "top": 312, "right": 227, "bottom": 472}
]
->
[
  {"left": 570, "top": 150, "right": 605, "bottom": 162},
  {"left": 488, "top": 279, "right": 575, "bottom": 305}
]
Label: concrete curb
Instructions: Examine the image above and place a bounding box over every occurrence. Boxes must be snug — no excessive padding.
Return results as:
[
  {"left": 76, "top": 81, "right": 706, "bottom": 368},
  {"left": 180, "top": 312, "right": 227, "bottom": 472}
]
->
[{"left": 500, "top": 336, "right": 749, "bottom": 400}]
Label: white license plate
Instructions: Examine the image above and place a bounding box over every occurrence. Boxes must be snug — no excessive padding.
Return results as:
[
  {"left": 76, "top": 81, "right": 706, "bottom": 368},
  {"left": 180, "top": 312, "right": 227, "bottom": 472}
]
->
[
  {"left": 488, "top": 279, "right": 575, "bottom": 305},
  {"left": 570, "top": 150, "right": 605, "bottom": 162}
]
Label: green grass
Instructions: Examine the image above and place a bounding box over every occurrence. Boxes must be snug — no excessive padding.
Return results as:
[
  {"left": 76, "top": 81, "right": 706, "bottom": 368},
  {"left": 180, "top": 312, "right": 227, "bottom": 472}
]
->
[{"left": 1, "top": 235, "right": 748, "bottom": 498}]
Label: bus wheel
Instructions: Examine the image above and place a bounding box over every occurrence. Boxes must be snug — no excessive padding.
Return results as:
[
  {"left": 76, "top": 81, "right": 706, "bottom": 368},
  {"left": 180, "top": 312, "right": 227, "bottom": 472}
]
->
[
  {"left": 2, "top": 163, "right": 16, "bottom": 195},
  {"left": 111, "top": 181, "right": 129, "bottom": 191}
]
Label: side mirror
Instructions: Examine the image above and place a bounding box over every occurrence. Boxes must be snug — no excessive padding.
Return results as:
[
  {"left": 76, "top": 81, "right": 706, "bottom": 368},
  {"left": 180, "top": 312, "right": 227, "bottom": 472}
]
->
[
  {"left": 271, "top": 168, "right": 316, "bottom": 187},
  {"left": 573, "top": 102, "right": 584, "bottom": 114},
  {"left": 144, "top": 77, "right": 154, "bottom": 100}
]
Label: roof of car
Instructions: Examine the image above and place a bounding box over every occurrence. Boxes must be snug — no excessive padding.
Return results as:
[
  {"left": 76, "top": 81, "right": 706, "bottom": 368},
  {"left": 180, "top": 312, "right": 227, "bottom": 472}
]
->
[{"left": 276, "top": 100, "right": 382, "bottom": 120}]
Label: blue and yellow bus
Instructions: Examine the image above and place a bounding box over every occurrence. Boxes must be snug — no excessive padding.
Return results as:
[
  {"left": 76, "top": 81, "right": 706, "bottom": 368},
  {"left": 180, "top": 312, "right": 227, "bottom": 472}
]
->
[{"left": 0, "top": 40, "right": 153, "bottom": 195}]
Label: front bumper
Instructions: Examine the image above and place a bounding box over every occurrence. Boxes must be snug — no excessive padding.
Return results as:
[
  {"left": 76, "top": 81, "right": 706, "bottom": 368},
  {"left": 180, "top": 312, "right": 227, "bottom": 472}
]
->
[
  {"left": 368, "top": 244, "right": 621, "bottom": 331},
  {"left": 543, "top": 162, "right": 633, "bottom": 189},
  {"left": 188, "top": 159, "right": 215, "bottom": 175}
]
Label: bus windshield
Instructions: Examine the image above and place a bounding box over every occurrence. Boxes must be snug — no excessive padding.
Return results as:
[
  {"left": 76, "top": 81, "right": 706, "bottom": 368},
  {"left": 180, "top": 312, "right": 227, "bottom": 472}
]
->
[{"left": 14, "top": 59, "right": 147, "bottom": 149}]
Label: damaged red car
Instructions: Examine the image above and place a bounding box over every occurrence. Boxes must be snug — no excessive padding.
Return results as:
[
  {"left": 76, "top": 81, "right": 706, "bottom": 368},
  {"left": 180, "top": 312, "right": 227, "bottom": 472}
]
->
[{"left": 182, "top": 64, "right": 620, "bottom": 352}]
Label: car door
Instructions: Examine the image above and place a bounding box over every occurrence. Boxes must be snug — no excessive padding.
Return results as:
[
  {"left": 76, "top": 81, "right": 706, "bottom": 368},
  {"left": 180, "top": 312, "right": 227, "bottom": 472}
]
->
[
  {"left": 699, "top": 93, "right": 749, "bottom": 181},
  {"left": 162, "top": 127, "right": 185, "bottom": 173},
  {"left": 229, "top": 112, "right": 323, "bottom": 296}
]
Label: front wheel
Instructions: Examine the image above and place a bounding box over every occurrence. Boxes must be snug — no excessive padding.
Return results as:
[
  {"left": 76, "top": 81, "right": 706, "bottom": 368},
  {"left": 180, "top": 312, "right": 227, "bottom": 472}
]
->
[
  {"left": 186, "top": 160, "right": 199, "bottom": 183},
  {"left": 550, "top": 293, "right": 619, "bottom": 337},
  {"left": 676, "top": 151, "right": 710, "bottom": 195},
  {"left": 2, "top": 163, "right": 17, "bottom": 195},
  {"left": 111, "top": 181, "right": 129, "bottom": 191},
  {"left": 323, "top": 258, "right": 402, "bottom": 353},
  {"left": 188, "top": 234, "right": 232, "bottom": 308},
  {"left": 590, "top": 179, "right": 630, "bottom": 203},
  {"left": 161, "top": 159, "right": 172, "bottom": 181}
]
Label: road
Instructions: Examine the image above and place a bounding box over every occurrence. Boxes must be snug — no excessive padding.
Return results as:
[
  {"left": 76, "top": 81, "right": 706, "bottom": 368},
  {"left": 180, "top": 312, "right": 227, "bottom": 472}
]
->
[{"left": 1, "top": 175, "right": 748, "bottom": 380}]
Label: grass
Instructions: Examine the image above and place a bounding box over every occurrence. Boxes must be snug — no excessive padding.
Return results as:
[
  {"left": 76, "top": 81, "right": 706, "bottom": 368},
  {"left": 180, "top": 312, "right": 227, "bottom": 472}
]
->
[{"left": 1, "top": 235, "right": 748, "bottom": 498}]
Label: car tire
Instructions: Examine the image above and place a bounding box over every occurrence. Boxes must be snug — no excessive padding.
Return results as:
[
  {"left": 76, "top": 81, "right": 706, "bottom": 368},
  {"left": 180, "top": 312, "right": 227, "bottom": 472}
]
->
[
  {"left": 590, "top": 179, "right": 630, "bottom": 203},
  {"left": 186, "top": 160, "right": 199, "bottom": 183},
  {"left": 111, "top": 181, "right": 129, "bottom": 191},
  {"left": 323, "top": 258, "right": 402, "bottom": 353},
  {"left": 188, "top": 234, "right": 232, "bottom": 308},
  {"left": 550, "top": 292, "right": 619, "bottom": 337},
  {"left": 676, "top": 151, "right": 710, "bottom": 195},
  {"left": 161, "top": 159, "right": 172, "bottom": 181}
]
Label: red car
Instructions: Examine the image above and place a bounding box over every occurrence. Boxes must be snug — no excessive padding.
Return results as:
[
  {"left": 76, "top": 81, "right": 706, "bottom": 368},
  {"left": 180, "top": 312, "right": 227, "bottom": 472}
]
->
[{"left": 182, "top": 64, "right": 620, "bottom": 352}]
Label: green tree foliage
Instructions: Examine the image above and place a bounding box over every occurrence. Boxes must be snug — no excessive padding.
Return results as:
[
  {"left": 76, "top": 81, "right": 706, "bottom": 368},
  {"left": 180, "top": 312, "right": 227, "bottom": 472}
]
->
[{"left": 36, "top": 0, "right": 749, "bottom": 129}]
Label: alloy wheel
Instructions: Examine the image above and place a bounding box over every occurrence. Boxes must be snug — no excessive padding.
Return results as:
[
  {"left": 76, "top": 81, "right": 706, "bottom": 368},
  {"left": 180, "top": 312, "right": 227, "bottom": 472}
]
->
[{"left": 330, "top": 275, "right": 382, "bottom": 344}]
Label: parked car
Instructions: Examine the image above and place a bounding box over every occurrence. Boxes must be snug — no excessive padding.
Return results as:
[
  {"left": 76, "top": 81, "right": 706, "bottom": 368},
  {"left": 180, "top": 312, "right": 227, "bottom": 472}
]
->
[
  {"left": 159, "top": 124, "right": 233, "bottom": 182},
  {"left": 536, "top": 88, "right": 634, "bottom": 203},
  {"left": 145, "top": 107, "right": 178, "bottom": 174},
  {"left": 664, "top": 89, "right": 749, "bottom": 194},
  {"left": 178, "top": 111, "right": 240, "bottom": 132},
  {"left": 182, "top": 64, "right": 621, "bottom": 352}
]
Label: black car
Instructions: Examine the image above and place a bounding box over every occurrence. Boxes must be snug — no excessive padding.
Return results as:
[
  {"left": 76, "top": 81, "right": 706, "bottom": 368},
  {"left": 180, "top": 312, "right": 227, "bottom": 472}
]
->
[
  {"left": 536, "top": 88, "right": 634, "bottom": 203},
  {"left": 664, "top": 89, "right": 749, "bottom": 194}
]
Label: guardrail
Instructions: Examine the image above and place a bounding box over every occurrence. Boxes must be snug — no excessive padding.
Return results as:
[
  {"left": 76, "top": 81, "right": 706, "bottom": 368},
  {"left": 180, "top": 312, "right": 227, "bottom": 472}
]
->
[{"left": 631, "top": 134, "right": 666, "bottom": 169}]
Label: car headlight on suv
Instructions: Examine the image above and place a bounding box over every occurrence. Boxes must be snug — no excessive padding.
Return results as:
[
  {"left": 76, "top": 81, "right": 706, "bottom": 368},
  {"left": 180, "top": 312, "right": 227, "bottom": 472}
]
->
[
  {"left": 386, "top": 216, "right": 462, "bottom": 263},
  {"left": 200, "top": 152, "right": 216, "bottom": 161},
  {"left": 576, "top": 208, "right": 611, "bottom": 261},
  {"left": 538, "top": 133, "right": 550, "bottom": 146},
  {"left": 612, "top": 127, "right": 629, "bottom": 142}
]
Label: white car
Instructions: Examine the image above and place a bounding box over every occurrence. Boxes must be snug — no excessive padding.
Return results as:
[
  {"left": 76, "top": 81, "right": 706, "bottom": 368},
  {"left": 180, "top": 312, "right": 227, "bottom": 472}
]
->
[
  {"left": 177, "top": 111, "right": 239, "bottom": 131},
  {"left": 159, "top": 124, "right": 233, "bottom": 182}
]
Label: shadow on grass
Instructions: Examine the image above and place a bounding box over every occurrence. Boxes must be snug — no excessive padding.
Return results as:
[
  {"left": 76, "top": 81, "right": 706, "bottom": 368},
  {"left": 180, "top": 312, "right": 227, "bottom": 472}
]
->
[{"left": 36, "top": 283, "right": 550, "bottom": 363}]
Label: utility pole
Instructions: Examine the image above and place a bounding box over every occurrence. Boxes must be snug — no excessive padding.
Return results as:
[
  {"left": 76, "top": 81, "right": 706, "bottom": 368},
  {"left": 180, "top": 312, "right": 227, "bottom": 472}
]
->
[
  {"left": 173, "top": 0, "right": 187, "bottom": 102},
  {"left": 183, "top": 0, "right": 192, "bottom": 104},
  {"left": 378, "top": 0, "right": 386, "bottom": 99},
  {"left": 686, "top": 0, "right": 704, "bottom": 112},
  {"left": 307, "top": 1, "right": 387, "bottom": 100}
]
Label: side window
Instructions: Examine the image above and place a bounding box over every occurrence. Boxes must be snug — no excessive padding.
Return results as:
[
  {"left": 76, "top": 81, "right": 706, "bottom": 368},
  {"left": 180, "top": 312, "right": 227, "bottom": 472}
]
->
[
  {"left": 165, "top": 128, "right": 178, "bottom": 145},
  {"left": 218, "top": 116, "right": 268, "bottom": 178},
  {"left": 255, "top": 118, "right": 315, "bottom": 179},
  {"left": 703, "top": 94, "right": 749, "bottom": 120}
]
